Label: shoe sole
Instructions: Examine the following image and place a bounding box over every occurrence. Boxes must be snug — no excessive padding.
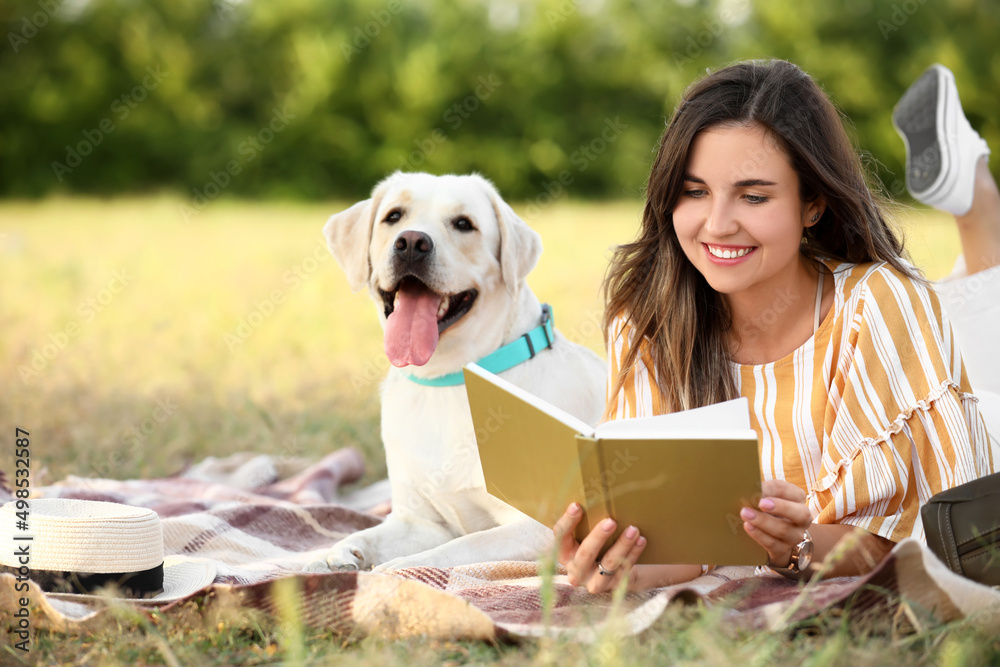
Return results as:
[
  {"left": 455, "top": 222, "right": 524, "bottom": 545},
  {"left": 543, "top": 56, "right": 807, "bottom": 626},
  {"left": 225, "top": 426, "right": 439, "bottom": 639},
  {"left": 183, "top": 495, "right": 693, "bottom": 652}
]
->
[{"left": 893, "top": 67, "right": 948, "bottom": 196}]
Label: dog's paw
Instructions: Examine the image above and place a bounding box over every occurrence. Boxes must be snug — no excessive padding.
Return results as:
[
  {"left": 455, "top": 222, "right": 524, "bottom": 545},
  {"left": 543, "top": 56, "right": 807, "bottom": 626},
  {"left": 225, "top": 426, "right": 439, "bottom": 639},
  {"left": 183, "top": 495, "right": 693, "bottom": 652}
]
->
[
  {"left": 301, "top": 560, "right": 332, "bottom": 573},
  {"left": 325, "top": 542, "right": 370, "bottom": 572},
  {"left": 372, "top": 554, "right": 433, "bottom": 574}
]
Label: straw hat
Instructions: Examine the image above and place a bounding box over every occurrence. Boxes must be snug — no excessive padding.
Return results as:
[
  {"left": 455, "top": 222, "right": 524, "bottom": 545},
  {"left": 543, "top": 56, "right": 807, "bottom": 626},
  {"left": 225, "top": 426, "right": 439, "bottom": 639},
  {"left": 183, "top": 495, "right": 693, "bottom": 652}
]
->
[{"left": 0, "top": 498, "right": 215, "bottom": 604}]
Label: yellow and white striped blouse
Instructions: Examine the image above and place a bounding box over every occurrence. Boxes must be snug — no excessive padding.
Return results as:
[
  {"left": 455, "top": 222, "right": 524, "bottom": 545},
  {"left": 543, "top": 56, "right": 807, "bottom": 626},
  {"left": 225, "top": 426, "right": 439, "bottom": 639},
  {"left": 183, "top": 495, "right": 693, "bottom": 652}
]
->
[{"left": 605, "top": 261, "right": 994, "bottom": 543}]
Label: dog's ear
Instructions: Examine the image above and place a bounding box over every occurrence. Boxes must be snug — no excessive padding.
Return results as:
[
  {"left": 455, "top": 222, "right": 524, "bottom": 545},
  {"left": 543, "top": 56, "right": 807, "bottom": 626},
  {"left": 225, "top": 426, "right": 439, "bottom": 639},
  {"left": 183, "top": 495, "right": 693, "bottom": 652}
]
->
[
  {"left": 324, "top": 175, "right": 400, "bottom": 292},
  {"left": 487, "top": 183, "right": 542, "bottom": 293},
  {"left": 323, "top": 198, "right": 376, "bottom": 292}
]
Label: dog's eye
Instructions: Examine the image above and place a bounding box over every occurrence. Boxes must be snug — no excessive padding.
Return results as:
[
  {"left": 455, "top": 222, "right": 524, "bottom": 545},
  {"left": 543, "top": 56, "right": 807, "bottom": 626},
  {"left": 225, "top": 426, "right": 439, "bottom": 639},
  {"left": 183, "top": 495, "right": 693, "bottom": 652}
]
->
[
  {"left": 384, "top": 209, "right": 403, "bottom": 224},
  {"left": 452, "top": 216, "right": 475, "bottom": 232}
]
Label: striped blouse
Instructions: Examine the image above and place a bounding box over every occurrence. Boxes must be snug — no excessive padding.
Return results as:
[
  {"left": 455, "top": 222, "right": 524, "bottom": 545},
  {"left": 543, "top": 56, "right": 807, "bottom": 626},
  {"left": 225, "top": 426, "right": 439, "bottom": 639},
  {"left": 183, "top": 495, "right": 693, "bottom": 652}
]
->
[{"left": 605, "top": 261, "right": 994, "bottom": 543}]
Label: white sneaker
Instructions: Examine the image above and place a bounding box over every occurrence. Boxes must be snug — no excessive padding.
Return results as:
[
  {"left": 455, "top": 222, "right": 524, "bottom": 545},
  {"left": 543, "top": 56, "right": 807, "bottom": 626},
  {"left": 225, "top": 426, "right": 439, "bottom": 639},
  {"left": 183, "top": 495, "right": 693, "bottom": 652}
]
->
[{"left": 892, "top": 64, "right": 990, "bottom": 216}]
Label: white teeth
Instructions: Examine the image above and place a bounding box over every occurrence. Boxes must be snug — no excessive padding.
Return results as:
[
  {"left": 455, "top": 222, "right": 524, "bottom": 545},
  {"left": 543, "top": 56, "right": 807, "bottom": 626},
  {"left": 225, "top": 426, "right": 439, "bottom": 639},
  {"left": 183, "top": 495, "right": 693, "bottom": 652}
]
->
[
  {"left": 708, "top": 245, "right": 753, "bottom": 259},
  {"left": 437, "top": 295, "right": 450, "bottom": 319}
]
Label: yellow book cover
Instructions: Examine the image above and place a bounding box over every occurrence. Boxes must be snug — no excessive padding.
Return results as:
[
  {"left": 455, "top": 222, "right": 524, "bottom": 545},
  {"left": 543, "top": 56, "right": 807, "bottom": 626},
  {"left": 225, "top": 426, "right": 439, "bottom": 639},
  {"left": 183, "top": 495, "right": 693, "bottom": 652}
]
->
[{"left": 463, "top": 363, "right": 766, "bottom": 566}]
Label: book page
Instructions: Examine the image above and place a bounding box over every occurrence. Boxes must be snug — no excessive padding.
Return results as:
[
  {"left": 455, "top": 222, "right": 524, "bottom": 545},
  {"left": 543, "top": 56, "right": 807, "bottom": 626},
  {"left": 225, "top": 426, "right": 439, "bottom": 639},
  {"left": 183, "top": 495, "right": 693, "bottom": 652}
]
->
[{"left": 594, "top": 396, "right": 751, "bottom": 439}]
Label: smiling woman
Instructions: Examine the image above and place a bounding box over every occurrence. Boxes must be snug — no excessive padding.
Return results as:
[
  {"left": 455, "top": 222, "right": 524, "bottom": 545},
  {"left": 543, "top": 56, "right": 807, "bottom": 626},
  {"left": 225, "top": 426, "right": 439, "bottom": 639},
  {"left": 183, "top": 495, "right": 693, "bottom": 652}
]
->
[
  {"left": 672, "top": 124, "right": 826, "bottom": 365},
  {"left": 553, "top": 59, "right": 995, "bottom": 595}
]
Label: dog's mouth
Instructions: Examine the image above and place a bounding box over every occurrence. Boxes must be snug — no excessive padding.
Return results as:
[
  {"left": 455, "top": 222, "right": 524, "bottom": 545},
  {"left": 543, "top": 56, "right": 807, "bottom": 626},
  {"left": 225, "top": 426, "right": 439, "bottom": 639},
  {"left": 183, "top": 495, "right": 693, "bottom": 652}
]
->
[{"left": 379, "top": 276, "right": 478, "bottom": 367}]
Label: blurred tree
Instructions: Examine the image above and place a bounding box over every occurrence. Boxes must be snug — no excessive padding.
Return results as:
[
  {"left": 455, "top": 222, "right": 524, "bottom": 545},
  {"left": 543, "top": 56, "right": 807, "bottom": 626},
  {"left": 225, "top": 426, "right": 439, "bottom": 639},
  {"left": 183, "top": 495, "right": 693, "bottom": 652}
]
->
[{"left": 0, "top": 0, "right": 996, "bottom": 202}]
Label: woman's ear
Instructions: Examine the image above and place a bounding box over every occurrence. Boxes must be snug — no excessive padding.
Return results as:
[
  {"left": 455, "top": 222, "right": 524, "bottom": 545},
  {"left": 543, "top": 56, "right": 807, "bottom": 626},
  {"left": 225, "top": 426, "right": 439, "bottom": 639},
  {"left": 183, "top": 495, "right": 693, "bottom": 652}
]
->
[{"left": 804, "top": 196, "right": 826, "bottom": 228}]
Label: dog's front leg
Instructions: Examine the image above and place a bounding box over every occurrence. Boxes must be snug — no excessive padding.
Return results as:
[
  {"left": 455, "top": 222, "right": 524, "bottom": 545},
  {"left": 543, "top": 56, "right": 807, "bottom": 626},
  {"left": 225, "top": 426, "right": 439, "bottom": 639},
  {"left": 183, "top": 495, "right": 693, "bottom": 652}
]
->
[
  {"left": 373, "top": 517, "right": 554, "bottom": 572},
  {"left": 318, "top": 514, "right": 455, "bottom": 572}
]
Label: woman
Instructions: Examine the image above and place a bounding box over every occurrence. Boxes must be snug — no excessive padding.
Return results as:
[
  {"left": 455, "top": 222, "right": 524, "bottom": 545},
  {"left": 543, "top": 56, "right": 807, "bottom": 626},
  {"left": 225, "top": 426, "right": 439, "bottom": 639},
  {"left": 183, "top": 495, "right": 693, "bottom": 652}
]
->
[{"left": 554, "top": 60, "right": 996, "bottom": 593}]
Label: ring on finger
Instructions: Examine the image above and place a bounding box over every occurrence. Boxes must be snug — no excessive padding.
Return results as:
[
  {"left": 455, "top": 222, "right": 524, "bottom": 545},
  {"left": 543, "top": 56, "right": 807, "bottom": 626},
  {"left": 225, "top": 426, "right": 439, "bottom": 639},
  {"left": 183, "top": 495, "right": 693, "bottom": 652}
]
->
[{"left": 598, "top": 560, "right": 616, "bottom": 576}]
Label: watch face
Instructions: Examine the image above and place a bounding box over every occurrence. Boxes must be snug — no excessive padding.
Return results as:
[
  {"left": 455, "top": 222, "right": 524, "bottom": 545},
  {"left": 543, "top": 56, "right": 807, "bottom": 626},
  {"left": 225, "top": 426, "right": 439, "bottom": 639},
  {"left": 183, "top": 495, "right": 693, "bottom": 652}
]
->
[{"left": 797, "top": 539, "right": 814, "bottom": 570}]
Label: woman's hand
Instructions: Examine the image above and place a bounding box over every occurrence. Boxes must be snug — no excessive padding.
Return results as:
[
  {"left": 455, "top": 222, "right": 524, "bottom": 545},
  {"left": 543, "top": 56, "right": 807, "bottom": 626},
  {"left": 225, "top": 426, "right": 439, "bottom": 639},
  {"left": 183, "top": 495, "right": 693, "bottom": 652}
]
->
[
  {"left": 740, "top": 479, "right": 812, "bottom": 568},
  {"left": 552, "top": 503, "right": 646, "bottom": 594}
]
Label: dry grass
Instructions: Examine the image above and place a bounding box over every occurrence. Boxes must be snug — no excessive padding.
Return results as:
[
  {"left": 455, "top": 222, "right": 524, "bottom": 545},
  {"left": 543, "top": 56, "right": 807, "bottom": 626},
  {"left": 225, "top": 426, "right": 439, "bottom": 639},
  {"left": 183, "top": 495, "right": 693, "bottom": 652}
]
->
[{"left": 3, "top": 195, "right": 993, "bottom": 666}]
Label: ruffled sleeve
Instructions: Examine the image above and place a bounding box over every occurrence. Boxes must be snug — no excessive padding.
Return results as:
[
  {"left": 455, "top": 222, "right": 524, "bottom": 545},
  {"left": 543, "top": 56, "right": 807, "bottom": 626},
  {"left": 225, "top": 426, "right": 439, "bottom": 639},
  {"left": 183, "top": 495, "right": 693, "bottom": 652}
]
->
[{"left": 810, "top": 266, "right": 994, "bottom": 542}]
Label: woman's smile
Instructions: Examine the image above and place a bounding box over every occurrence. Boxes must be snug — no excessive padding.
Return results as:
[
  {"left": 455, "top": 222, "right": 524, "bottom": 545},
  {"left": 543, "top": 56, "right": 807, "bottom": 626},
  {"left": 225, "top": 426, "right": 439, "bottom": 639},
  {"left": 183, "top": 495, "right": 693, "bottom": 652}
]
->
[{"left": 703, "top": 243, "right": 757, "bottom": 262}]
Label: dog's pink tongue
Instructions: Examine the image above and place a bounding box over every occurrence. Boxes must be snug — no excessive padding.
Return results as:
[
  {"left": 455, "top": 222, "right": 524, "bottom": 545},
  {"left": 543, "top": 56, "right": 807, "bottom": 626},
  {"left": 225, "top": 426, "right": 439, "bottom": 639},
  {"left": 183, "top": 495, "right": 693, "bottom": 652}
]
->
[{"left": 384, "top": 282, "right": 443, "bottom": 367}]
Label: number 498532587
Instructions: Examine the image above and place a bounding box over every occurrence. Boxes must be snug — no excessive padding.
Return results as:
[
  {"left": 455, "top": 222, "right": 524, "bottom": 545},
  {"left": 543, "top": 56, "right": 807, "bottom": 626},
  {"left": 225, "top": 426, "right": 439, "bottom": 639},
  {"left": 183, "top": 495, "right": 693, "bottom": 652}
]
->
[{"left": 14, "top": 428, "right": 30, "bottom": 499}]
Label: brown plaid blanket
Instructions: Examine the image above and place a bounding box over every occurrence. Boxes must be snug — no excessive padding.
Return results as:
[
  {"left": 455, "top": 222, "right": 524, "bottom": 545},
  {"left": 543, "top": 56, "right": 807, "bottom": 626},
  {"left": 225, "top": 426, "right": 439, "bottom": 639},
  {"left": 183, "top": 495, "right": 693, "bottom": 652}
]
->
[{"left": 2, "top": 448, "right": 999, "bottom": 640}]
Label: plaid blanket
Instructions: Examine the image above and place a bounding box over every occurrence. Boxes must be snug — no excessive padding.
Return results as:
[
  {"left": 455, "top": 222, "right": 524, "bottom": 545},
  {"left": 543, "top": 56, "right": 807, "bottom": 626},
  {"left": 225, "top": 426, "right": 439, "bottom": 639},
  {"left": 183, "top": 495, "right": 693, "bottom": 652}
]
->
[{"left": 2, "top": 449, "right": 999, "bottom": 640}]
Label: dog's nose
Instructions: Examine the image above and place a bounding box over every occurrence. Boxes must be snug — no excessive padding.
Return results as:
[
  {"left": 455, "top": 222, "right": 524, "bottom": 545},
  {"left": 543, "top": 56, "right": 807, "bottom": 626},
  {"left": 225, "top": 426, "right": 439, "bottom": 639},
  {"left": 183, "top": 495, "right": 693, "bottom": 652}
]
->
[{"left": 394, "top": 231, "right": 434, "bottom": 261}]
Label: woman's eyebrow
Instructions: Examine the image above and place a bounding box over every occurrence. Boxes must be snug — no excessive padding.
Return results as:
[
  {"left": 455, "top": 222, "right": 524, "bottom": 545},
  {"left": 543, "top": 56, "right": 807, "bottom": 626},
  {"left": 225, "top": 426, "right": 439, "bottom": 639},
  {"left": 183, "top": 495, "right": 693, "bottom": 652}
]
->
[
  {"left": 683, "top": 174, "right": 777, "bottom": 188},
  {"left": 734, "top": 178, "right": 777, "bottom": 187}
]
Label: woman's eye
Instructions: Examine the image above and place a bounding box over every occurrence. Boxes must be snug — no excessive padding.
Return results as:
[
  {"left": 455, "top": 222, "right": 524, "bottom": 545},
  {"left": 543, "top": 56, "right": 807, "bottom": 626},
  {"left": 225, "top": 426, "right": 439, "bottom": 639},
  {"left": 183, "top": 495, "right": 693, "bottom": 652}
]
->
[
  {"left": 384, "top": 209, "right": 403, "bottom": 224},
  {"left": 745, "top": 195, "right": 769, "bottom": 204},
  {"left": 684, "top": 189, "right": 706, "bottom": 198},
  {"left": 453, "top": 216, "right": 474, "bottom": 232}
]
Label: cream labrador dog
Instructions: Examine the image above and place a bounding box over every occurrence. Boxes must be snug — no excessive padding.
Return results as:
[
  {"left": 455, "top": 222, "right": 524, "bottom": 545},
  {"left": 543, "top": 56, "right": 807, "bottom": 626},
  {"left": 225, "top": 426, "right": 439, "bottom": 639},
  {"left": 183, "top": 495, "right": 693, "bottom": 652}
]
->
[{"left": 317, "top": 171, "right": 606, "bottom": 572}]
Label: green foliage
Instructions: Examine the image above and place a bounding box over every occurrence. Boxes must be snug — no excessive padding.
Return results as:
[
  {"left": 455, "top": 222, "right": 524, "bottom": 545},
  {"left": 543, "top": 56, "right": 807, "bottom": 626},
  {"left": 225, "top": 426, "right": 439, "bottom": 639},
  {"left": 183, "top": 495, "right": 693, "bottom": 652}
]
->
[{"left": 1, "top": 0, "right": 998, "bottom": 201}]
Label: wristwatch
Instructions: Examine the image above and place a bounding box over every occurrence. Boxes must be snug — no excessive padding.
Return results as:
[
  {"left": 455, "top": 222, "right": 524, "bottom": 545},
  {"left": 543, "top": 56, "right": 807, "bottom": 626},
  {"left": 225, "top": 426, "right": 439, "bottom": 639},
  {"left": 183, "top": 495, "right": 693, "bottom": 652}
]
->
[{"left": 770, "top": 530, "right": 814, "bottom": 576}]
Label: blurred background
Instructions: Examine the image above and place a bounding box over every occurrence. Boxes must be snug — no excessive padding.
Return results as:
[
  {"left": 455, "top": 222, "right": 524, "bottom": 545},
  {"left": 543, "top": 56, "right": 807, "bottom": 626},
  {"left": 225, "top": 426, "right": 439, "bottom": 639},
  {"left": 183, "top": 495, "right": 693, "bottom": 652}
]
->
[
  {"left": 2, "top": 0, "right": 996, "bottom": 482},
  {"left": 2, "top": 0, "right": 998, "bottom": 200}
]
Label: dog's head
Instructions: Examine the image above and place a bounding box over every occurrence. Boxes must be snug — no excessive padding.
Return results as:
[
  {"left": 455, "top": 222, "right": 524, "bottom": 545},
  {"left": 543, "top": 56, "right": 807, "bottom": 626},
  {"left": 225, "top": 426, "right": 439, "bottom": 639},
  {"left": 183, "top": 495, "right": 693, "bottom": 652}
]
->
[{"left": 324, "top": 172, "right": 542, "bottom": 373}]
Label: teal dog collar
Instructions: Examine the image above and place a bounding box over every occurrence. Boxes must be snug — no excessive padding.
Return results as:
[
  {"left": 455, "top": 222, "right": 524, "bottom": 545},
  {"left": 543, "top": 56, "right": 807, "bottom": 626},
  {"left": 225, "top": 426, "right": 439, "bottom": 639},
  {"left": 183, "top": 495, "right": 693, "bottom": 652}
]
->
[{"left": 403, "top": 304, "right": 555, "bottom": 387}]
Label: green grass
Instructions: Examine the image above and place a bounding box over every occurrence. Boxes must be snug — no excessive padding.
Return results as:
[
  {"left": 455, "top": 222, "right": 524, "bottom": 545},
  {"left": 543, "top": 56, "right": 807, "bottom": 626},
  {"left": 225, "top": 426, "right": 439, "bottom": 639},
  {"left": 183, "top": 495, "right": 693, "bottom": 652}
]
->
[{"left": 2, "top": 195, "right": 994, "bottom": 666}]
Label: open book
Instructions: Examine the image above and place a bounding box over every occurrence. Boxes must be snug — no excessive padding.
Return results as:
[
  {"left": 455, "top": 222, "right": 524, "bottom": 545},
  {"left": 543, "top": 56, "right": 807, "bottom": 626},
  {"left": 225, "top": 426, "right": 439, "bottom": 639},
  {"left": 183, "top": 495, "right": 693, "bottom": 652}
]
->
[{"left": 463, "top": 363, "right": 767, "bottom": 566}]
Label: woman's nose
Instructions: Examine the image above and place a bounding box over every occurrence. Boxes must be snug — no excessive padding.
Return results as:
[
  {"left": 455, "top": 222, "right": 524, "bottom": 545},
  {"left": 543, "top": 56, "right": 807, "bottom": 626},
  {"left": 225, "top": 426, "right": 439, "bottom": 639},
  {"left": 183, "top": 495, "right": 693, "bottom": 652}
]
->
[{"left": 704, "top": 199, "right": 739, "bottom": 236}]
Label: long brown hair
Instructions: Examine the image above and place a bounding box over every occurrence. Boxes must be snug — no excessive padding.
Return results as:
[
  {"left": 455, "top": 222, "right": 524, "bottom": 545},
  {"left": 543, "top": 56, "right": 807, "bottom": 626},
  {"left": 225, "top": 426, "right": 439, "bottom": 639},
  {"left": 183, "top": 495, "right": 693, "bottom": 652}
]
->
[{"left": 603, "top": 59, "right": 918, "bottom": 415}]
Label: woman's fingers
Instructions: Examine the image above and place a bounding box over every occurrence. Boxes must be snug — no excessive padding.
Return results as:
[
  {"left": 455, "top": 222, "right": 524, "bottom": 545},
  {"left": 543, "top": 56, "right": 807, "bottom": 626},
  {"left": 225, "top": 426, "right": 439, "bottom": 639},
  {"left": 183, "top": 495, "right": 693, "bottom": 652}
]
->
[
  {"left": 756, "top": 496, "right": 812, "bottom": 529},
  {"left": 743, "top": 508, "right": 808, "bottom": 546},
  {"left": 553, "top": 503, "right": 584, "bottom": 565},
  {"left": 761, "top": 478, "right": 807, "bottom": 504},
  {"left": 743, "top": 516, "right": 795, "bottom": 564},
  {"left": 593, "top": 524, "right": 641, "bottom": 574},
  {"left": 566, "top": 517, "right": 617, "bottom": 584},
  {"left": 584, "top": 529, "right": 646, "bottom": 594},
  {"left": 553, "top": 506, "right": 648, "bottom": 593},
  {"left": 742, "top": 481, "right": 812, "bottom": 567}
]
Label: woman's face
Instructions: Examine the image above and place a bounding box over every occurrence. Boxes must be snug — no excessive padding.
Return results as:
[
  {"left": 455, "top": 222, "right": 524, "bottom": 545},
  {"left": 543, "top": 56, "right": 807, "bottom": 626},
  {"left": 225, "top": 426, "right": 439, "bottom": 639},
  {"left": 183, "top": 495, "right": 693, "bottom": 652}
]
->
[{"left": 671, "top": 123, "right": 823, "bottom": 300}]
